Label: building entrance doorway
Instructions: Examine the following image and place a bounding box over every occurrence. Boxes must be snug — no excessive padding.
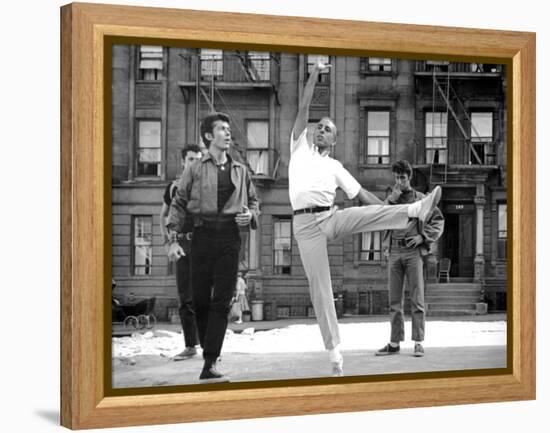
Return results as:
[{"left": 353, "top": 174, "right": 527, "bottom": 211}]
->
[{"left": 442, "top": 204, "right": 475, "bottom": 278}]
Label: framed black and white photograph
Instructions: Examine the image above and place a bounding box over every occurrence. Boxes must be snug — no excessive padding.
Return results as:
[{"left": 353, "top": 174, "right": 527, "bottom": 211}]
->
[
  {"left": 110, "top": 44, "right": 509, "bottom": 388},
  {"left": 60, "top": 2, "right": 535, "bottom": 429}
]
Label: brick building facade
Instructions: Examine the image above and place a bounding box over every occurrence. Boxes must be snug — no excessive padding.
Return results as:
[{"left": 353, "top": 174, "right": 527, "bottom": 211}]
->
[{"left": 111, "top": 45, "right": 508, "bottom": 321}]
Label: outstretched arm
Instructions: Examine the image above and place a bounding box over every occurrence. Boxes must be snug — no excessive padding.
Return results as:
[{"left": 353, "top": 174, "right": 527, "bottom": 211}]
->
[{"left": 291, "top": 60, "right": 332, "bottom": 142}]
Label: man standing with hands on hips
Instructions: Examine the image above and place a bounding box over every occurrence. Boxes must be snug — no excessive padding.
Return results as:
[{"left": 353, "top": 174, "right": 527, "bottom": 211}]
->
[
  {"left": 376, "top": 160, "right": 444, "bottom": 357},
  {"left": 289, "top": 60, "right": 442, "bottom": 376},
  {"left": 167, "top": 112, "right": 259, "bottom": 382}
]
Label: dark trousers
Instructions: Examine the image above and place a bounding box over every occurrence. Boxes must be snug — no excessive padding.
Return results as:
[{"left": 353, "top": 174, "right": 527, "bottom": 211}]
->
[
  {"left": 191, "top": 224, "right": 241, "bottom": 363},
  {"left": 388, "top": 246, "right": 426, "bottom": 342},
  {"left": 175, "top": 249, "right": 199, "bottom": 347}
]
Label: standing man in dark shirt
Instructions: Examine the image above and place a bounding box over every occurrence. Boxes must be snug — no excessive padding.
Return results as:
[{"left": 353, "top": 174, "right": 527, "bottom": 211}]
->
[
  {"left": 376, "top": 160, "right": 444, "bottom": 357},
  {"left": 167, "top": 112, "right": 259, "bottom": 382},
  {"left": 160, "top": 145, "right": 203, "bottom": 361}
]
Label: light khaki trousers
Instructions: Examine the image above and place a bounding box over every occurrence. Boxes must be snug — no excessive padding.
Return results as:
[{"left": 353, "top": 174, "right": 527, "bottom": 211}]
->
[{"left": 293, "top": 205, "right": 410, "bottom": 350}]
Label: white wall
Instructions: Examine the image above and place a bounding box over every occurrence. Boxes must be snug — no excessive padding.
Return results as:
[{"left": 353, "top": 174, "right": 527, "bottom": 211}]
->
[{"left": 2, "top": 0, "right": 545, "bottom": 431}]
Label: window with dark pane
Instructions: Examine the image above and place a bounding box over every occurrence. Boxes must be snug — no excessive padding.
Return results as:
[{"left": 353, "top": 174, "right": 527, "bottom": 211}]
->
[
  {"left": 368, "top": 57, "right": 392, "bottom": 72},
  {"left": 425, "top": 112, "right": 448, "bottom": 164},
  {"left": 274, "top": 217, "right": 292, "bottom": 274},
  {"left": 137, "top": 120, "right": 161, "bottom": 176},
  {"left": 133, "top": 216, "right": 153, "bottom": 275},
  {"left": 200, "top": 49, "right": 223, "bottom": 80},
  {"left": 247, "top": 51, "right": 270, "bottom": 81},
  {"left": 366, "top": 111, "right": 390, "bottom": 164},
  {"left": 139, "top": 45, "right": 163, "bottom": 81},
  {"left": 497, "top": 204, "right": 507, "bottom": 259},
  {"left": 246, "top": 120, "right": 269, "bottom": 176},
  {"left": 360, "top": 231, "right": 382, "bottom": 261},
  {"left": 470, "top": 112, "right": 493, "bottom": 165},
  {"left": 307, "top": 54, "right": 330, "bottom": 83}
]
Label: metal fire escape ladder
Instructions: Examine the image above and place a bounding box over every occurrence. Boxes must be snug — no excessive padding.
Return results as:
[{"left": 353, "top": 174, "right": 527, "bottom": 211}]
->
[
  {"left": 214, "top": 84, "right": 280, "bottom": 180},
  {"left": 433, "top": 73, "right": 483, "bottom": 166},
  {"left": 430, "top": 69, "right": 450, "bottom": 185},
  {"left": 449, "top": 85, "right": 486, "bottom": 163},
  {"left": 235, "top": 51, "right": 258, "bottom": 82},
  {"left": 187, "top": 50, "right": 279, "bottom": 179}
]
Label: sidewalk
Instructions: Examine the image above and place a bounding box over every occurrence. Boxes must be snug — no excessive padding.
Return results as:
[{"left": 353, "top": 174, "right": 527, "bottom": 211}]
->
[
  {"left": 112, "top": 314, "right": 507, "bottom": 388},
  {"left": 112, "top": 313, "right": 507, "bottom": 337},
  {"left": 112, "top": 346, "right": 506, "bottom": 388}
]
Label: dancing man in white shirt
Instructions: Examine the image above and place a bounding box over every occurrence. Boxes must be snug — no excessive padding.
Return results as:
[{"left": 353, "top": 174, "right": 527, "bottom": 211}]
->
[{"left": 289, "top": 60, "right": 442, "bottom": 377}]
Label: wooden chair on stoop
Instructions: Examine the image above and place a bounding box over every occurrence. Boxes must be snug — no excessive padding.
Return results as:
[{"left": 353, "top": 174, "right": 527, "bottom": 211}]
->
[{"left": 438, "top": 258, "right": 451, "bottom": 283}]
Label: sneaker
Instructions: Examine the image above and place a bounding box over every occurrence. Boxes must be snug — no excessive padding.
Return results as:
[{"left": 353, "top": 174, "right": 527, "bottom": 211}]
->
[
  {"left": 173, "top": 346, "right": 197, "bottom": 361},
  {"left": 331, "top": 358, "right": 344, "bottom": 377},
  {"left": 375, "top": 343, "right": 400, "bottom": 356},
  {"left": 199, "top": 361, "right": 229, "bottom": 383},
  {"left": 413, "top": 342, "right": 425, "bottom": 357},
  {"left": 418, "top": 186, "right": 442, "bottom": 223}
]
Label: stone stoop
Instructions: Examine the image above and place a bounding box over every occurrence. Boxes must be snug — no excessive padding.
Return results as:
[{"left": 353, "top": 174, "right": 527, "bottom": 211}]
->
[{"left": 426, "top": 283, "right": 483, "bottom": 317}]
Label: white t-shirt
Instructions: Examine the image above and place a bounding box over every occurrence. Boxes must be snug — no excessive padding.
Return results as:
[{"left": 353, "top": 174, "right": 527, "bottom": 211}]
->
[{"left": 288, "top": 129, "right": 361, "bottom": 210}]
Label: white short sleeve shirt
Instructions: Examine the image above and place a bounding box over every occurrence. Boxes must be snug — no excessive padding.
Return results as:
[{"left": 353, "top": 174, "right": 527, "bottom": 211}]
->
[{"left": 289, "top": 129, "right": 361, "bottom": 210}]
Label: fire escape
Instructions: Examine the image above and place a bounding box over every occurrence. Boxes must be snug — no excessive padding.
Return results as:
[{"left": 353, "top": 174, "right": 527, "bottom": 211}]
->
[
  {"left": 177, "top": 50, "right": 281, "bottom": 183},
  {"left": 416, "top": 61, "right": 502, "bottom": 187},
  {"left": 428, "top": 68, "right": 486, "bottom": 185}
]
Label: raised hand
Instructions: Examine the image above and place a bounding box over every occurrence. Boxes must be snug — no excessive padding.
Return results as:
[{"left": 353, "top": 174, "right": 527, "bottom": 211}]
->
[
  {"left": 315, "top": 59, "right": 332, "bottom": 72},
  {"left": 386, "top": 183, "right": 403, "bottom": 204}
]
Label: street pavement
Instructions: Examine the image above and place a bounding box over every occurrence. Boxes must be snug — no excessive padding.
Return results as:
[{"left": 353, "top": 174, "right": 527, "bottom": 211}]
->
[
  {"left": 112, "top": 346, "right": 506, "bottom": 388},
  {"left": 112, "top": 314, "right": 507, "bottom": 389}
]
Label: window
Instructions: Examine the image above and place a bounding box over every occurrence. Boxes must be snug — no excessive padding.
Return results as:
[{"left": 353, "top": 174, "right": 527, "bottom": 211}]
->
[
  {"left": 274, "top": 218, "right": 292, "bottom": 274},
  {"left": 247, "top": 51, "right": 270, "bottom": 81},
  {"left": 137, "top": 120, "right": 161, "bottom": 176},
  {"left": 470, "top": 112, "right": 493, "bottom": 165},
  {"left": 363, "top": 57, "right": 392, "bottom": 72},
  {"left": 425, "top": 60, "right": 449, "bottom": 72},
  {"left": 366, "top": 111, "right": 390, "bottom": 164},
  {"left": 360, "top": 232, "right": 382, "bottom": 261},
  {"left": 497, "top": 204, "right": 507, "bottom": 259},
  {"left": 307, "top": 54, "right": 330, "bottom": 83},
  {"left": 139, "top": 45, "right": 163, "bottom": 80},
  {"left": 246, "top": 120, "right": 269, "bottom": 176},
  {"left": 425, "top": 112, "right": 448, "bottom": 164},
  {"left": 200, "top": 49, "right": 223, "bottom": 80},
  {"left": 469, "top": 63, "right": 499, "bottom": 73},
  {"left": 133, "top": 216, "right": 153, "bottom": 275}
]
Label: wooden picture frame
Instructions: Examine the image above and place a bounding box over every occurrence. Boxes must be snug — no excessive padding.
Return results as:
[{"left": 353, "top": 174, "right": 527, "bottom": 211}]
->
[{"left": 61, "top": 2, "right": 535, "bottom": 429}]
